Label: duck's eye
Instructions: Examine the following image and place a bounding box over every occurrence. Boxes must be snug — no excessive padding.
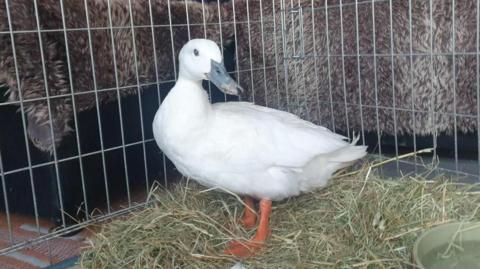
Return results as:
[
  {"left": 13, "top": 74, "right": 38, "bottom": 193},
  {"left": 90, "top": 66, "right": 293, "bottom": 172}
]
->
[{"left": 193, "top": 49, "right": 199, "bottom": 56}]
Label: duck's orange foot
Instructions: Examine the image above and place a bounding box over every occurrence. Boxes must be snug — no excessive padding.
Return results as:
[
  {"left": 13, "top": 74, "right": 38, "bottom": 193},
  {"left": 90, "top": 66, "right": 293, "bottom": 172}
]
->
[
  {"left": 223, "top": 240, "right": 265, "bottom": 257},
  {"left": 239, "top": 196, "right": 257, "bottom": 229},
  {"left": 224, "top": 199, "right": 272, "bottom": 257},
  {"left": 239, "top": 214, "right": 256, "bottom": 229}
]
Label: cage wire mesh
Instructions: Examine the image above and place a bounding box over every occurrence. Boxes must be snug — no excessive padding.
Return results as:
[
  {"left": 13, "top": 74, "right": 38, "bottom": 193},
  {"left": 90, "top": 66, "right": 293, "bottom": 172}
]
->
[{"left": 0, "top": 0, "right": 479, "bottom": 265}]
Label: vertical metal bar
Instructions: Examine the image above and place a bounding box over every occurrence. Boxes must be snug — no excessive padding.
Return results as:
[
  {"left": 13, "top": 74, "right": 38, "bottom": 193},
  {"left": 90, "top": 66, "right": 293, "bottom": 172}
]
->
[
  {"left": 354, "top": 0, "right": 366, "bottom": 144},
  {"left": 388, "top": 0, "right": 399, "bottom": 170},
  {"left": 32, "top": 0, "right": 66, "bottom": 227},
  {"left": 200, "top": 0, "right": 213, "bottom": 99},
  {"left": 451, "top": 0, "right": 459, "bottom": 175},
  {"left": 259, "top": 0, "right": 269, "bottom": 107},
  {"left": 311, "top": 0, "right": 322, "bottom": 123},
  {"left": 36, "top": 5, "right": 55, "bottom": 261},
  {"left": 289, "top": 0, "right": 301, "bottom": 117},
  {"left": 297, "top": 1, "right": 309, "bottom": 120},
  {"left": 83, "top": 0, "right": 112, "bottom": 213},
  {"left": 428, "top": 0, "right": 438, "bottom": 161},
  {"left": 215, "top": 0, "right": 227, "bottom": 102},
  {"left": 4, "top": 0, "right": 42, "bottom": 236},
  {"left": 272, "top": 0, "right": 282, "bottom": 108},
  {"left": 339, "top": 0, "right": 351, "bottom": 139},
  {"left": 245, "top": 0, "right": 256, "bottom": 103},
  {"left": 408, "top": 0, "right": 418, "bottom": 172},
  {"left": 324, "top": 0, "right": 336, "bottom": 130},
  {"left": 280, "top": 0, "right": 291, "bottom": 112},
  {"left": 371, "top": 0, "right": 383, "bottom": 157},
  {"left": 106, "top": 0, "right": 131, "bottom": 206},
  {"left": 184, "top": 0, "right": 191, "bottom": 39},
  {"left": 58, "top": 0, "right": 89, "bottom": 218},
  {"left": 164, "top": 0, "right": 178, "bottom": 187},
  {"left": 477, "top": 0, "right": 480, "bottom": 181},
  {"left": 0, "top": 151, "right": 13, "bottom": 245},
  {"left": 167, "top": 0, "right": 177, "bottom": 81},
  {"left": 149, "top": 0, "right": 169, "bottom": 188},
  {"left": 200, "top": 2, "right": 207, "bottom": 50},
  {"left": 127, "top": 0, "right": 150, "bottom": 195},
  {"left": 231, "top": 0, "right": 242, "bottom": 98}
]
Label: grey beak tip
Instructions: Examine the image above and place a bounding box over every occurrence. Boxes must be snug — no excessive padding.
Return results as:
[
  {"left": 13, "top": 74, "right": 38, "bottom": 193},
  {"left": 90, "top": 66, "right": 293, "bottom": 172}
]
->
[{"left": 208, "top": 59, "right": 244, "bottom": 96}]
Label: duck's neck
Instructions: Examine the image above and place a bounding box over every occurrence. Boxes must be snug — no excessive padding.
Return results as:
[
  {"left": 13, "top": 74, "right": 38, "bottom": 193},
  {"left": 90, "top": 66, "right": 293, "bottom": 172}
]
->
[{"left": 163, "top": 77, "right": 212, "bottom": 127}]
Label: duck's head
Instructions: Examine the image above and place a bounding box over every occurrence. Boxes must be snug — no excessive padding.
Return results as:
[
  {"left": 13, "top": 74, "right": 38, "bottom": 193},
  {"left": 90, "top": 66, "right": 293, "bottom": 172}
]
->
[{"left": 178, "top": 39, "right": 243, "bottom": 96}]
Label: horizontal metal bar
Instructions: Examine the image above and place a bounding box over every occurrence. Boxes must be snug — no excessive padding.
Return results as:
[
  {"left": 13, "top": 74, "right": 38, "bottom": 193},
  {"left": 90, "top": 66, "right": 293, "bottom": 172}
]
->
[
  {"left": 0, "top": 81, "right": 168, "bottom": 107},
  {"left": 0, "top": 199, "right": 152, "bottom": 256},
  {"left": 377, "top": 154, "right": 480, "bottom": 180},
  {"left": 304, "top": 99, "right": 478, "bottom": 119},
  {"left": 0, "top": 67, "right": 274, "bottom": 107},
  {"left": 2, "top": 139, "right": 155, "bottom": 176},
  {"left": 283, "top": 51, "right": 480, "bottom": 61},
  {"left": 279, "top": 0, "right": 390, "bottom": 13},
  {"left": 0, "top": 20, "right": 271, "bottom": 35}
]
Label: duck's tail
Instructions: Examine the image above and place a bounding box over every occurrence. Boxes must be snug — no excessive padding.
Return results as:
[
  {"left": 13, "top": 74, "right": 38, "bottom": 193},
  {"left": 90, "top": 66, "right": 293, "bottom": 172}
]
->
[{"left": 299, "top": 133, "right": 368, "bottom": 192}]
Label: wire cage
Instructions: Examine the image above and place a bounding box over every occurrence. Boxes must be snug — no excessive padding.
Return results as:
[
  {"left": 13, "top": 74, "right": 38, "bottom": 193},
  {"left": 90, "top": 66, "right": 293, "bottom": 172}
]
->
[{"left": 0, "top": 0, "right": 479, "bottom": 266}]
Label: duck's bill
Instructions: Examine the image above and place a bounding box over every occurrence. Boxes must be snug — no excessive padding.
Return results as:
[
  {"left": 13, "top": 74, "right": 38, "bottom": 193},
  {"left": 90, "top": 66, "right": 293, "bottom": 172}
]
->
[{"left": 206, "top": 60, "right": 244, "bottom": 96}]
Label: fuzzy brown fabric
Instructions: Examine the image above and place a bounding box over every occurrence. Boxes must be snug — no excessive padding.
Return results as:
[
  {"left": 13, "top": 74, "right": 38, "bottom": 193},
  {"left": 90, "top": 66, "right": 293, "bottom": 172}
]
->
[
  {"left": 2, "top": 0, "right": 478, "bottom": 154},
  {"left": 225, "top": 0, "right": 479, "bottom": 137},
  {"left": 0, "top": 0, "right": 233, "bottom": 153}
]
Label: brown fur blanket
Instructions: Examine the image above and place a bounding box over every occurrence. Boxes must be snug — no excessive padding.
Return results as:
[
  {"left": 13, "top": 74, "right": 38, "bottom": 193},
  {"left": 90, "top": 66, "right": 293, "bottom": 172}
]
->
[
  {"left": 229, "top": 0, "right": 478, "bottom": 138},
  {"left": 1, "top": 0, "right": 478, "bottom": 154},
  {"left": 0, "top": 0, "right": 232, "bottom": 153}
]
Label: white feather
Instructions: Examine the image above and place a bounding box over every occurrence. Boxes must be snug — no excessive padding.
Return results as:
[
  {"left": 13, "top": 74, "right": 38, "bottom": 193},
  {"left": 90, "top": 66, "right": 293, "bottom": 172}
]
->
[{"left": 153, "top": 39, "right": 367, "bottom": 201}]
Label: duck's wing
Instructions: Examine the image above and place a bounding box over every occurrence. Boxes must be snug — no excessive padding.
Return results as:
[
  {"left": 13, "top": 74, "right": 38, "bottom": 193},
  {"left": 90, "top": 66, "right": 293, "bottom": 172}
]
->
[{"left": 207, "top": 102, "right": 353, "bottom": 170}]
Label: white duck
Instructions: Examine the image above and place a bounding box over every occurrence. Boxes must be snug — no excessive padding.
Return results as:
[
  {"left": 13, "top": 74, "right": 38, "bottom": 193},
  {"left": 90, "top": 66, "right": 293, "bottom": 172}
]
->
[{"left": 153, "top": 39, "right": 367, "bottom": 256}]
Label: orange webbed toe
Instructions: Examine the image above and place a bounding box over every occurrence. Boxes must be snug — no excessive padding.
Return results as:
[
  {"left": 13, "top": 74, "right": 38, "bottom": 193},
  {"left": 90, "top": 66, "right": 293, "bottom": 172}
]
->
[{"left": 224, "top": 199, "right": 272, "bottom": 257}]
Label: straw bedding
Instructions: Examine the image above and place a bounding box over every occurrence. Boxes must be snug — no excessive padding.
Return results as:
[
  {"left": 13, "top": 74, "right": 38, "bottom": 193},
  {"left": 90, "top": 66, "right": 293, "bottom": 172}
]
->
[{"left": 80, "top": 166, "right": 480, "bottom": 268}]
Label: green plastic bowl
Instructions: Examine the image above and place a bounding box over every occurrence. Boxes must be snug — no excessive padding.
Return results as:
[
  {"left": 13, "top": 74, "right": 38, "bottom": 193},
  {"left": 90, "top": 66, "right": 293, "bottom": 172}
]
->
[{"left": 413, "top": 222, "right": 480, "bottom": 269}]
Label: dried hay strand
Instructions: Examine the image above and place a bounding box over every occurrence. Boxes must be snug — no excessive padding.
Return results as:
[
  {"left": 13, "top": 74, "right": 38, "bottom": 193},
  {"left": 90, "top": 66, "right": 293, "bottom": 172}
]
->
[{"left": 80, "top": 152, "right": 480, "bottom": 268}]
